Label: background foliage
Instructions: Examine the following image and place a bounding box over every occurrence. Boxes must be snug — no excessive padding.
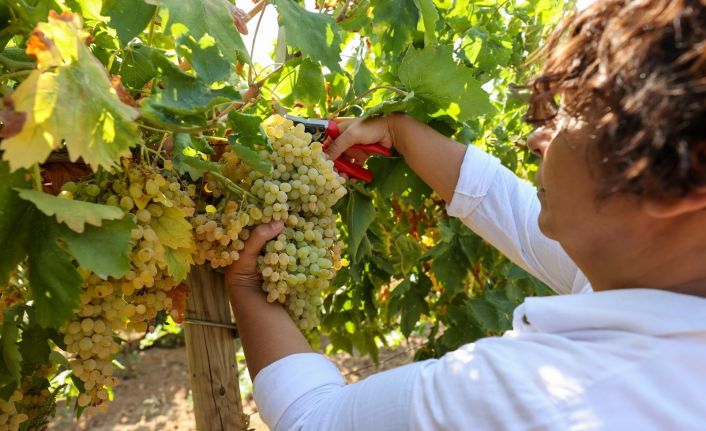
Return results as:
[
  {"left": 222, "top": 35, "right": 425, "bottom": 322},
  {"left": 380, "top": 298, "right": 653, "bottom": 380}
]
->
[{"left": 0, "top": 0, "right": 566, "bottom": 426}]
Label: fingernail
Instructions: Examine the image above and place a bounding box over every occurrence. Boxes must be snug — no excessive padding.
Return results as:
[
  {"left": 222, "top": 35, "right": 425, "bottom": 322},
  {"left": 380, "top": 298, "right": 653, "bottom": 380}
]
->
[{"left": 270, "top": 220, "right": 285, "bottom": 230}]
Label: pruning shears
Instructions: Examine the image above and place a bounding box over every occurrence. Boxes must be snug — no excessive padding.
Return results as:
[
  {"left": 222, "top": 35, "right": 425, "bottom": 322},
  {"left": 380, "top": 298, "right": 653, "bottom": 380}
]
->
[{"left": 285, "top": 115, "right": 391, "bottom": 183}]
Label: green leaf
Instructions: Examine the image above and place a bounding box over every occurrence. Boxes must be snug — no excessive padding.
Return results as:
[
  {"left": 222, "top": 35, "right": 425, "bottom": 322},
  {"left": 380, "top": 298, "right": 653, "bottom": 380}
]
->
[
  {"left": 228, "top": 138, "right": 273, "bottom": 176},
  {"left": 172, "top": 133, "right": 213, "bottom": 180},
  {"left": 370, "top": 0, "right": 419, "bottom": 54},
  {"left": 0, "top": 162, "right": 31, "bottom": 285},
  {"left": 28, "top": 213, "right": 83, "bottom": 328},
  {"left": 140, "top": 101, "right": 207, "bottom": 132},
  {"left": 101, "top": 0, "right": 156, "bottom": 46},
  {"left": 368, "top": 157, "right": 431, "bottom": 207},
  {"left": 146, "top": 53, "right": 241, "bottom": 115},
  {"left": 391, "top": 235, "right": 422, "bottom": 276},
  {"left": 398, "top": 46, "right": 495, "bottom": 122},
  {"left": 1, "top": 309, "right": 21, "bottom": 383},
  {"left": 430, "top": 242, "right": 468, "bottom": 294},
  {"left": 347, "top": 190, "right": 376, "bottom": 262},
  {"left": 19, "top": 325, "right": 51, "bottom": 374},
  {"left": 291, "top": 59, "right": 326, "bottom": 108},
  {"left": 272, "top": 0, "right": 343, "bottom": 72},
  {"left": 16, "top": 189, "right": 125, "bottom": 234},
  {"left": 175, "top": 33, "right": 231, "bottom": 84},
  {"left": 56, "top": 217, "right": 136, "bottom": 279},
  {"left": 227, "top": 111, "right": 269, "bottom": 150},
  {"left": 119, "top": 44, "right": 158, "bottom": 89},
  {"left": 467, "top": 300, "right": 501, "bottom": 332},
  {"left": 147, "top": 0, "right": 250, "bottom": 65},
  {"left": 0, "top": 14, "right": 141, "bottom": 171},
  {"left": 164, "top": 246, "right": 192, "bottom": 283},
  {"left": 352, "top": 60, "right": 374, "bottom": 96},
  {"left": 413, "top": 0, "right": 439, "bottom": 48}
]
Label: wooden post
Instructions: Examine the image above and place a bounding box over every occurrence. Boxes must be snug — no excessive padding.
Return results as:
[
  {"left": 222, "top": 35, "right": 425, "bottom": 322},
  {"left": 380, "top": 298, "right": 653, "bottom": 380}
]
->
[{"left": 184, "top": 265, "right": 245, "bottom": 431}]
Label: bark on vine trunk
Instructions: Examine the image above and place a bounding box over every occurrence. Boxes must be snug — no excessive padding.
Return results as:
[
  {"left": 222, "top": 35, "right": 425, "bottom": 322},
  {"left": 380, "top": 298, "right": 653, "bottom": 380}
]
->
[{"left": 184, "top": 265, "right": 246, "bottom": 431}]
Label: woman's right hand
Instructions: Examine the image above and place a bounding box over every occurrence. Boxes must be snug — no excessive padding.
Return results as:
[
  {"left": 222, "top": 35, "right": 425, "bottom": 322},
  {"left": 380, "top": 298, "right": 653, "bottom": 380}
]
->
[
  {"left": 326, "top": 113, "right": 466, "bottom": 203},
  {"left": 324, "top": 115, "right": 401, "bottom": 166}
]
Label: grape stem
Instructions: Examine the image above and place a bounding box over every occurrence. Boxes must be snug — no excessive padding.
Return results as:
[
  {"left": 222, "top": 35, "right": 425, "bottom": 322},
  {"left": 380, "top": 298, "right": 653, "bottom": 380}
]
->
[
  {"left": 146, "top": 7, "right": 159, "bottom": 47},
  {"left": 0, "top": 70, "right": 31, "bottom": 82},
  {"left": 0, "top": 54, "right": 34, "bottom": 70},
  {"left": 208, "top": 170, "right": 261, "bottom": 203},
  {"left": 329, "top": 85, "right": 410, "bottom": 119},
  {"left": 32, "top": 164, "right": 43, "bottom": 192}
]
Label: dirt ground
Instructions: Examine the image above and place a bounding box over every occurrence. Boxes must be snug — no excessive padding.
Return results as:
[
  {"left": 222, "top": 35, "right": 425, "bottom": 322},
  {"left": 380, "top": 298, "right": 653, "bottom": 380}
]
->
[{"left": 48, "top": 339, "right": 420, "bottom": 431}]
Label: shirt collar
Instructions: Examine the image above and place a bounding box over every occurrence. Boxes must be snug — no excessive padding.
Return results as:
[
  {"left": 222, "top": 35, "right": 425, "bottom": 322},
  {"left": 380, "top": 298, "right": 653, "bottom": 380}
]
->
[{"left": 513, "top": 288, "right": 706, "bottom": 336}]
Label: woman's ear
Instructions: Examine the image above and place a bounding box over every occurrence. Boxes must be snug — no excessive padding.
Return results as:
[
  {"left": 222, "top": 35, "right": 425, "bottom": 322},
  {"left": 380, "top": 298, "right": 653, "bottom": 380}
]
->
[{"left": 643, "top": 185, "right": 706, "bottom": 218}]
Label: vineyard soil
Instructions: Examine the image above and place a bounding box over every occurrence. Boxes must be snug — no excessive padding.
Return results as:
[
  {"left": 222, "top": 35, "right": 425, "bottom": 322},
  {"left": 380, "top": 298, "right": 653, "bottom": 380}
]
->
[{"left": 47, "top": 340, "right": 419, "bottom": 431}]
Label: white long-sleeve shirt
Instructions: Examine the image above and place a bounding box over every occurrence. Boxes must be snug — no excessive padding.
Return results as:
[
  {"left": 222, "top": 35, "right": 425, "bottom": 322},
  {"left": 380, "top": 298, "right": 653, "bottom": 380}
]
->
[{"left": 253, "top": 146, "right": 706, "bottom": 430}]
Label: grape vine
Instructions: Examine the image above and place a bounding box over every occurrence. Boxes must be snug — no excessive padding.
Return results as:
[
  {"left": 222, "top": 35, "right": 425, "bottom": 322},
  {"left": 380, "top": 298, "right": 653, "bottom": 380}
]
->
[{"left": 0, "top": 0, "right": 564, "bottom": 426}]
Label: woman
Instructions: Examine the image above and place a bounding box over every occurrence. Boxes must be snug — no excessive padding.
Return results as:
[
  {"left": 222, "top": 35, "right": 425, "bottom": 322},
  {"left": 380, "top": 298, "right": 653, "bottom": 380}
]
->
[{"left": 227, "top": 1, "right": 706, "bottom": 429}]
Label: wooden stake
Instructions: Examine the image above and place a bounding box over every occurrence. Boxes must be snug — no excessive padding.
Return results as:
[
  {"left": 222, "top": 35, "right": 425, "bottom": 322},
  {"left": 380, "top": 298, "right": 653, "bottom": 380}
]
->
[{"left": 184, "top": 265, "right": 245, "bottom": 431}]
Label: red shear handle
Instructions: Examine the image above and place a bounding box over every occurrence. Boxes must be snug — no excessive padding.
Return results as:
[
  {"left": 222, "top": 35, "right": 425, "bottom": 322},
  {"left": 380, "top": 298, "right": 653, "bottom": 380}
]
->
[
  {"left": 333, "top": 159, "right": 373, "bottom": 183},
  {"left": 326, "top": 120, "right": 392, "bottom": 157}
]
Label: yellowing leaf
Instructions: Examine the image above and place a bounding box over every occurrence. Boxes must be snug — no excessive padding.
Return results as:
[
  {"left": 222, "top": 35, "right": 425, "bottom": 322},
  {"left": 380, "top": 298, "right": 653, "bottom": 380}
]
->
[
  {"left": 164, "top": 246, "right": 193, "bottom": 283},
  {"left": 16, "top": 189, "right": 125, "bottom": 233},
  {"left": 0, "top": 12, "right": 140, "bottom": 172},
  {"left": 150, "top": 205, "right": 193, "bottom": 250}
]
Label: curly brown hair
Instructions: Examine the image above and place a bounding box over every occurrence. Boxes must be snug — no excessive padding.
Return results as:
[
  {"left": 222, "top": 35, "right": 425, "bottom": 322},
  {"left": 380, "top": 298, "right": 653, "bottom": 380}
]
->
[{"left": 525, "top": 0, "right": 706, "bottom": 202}]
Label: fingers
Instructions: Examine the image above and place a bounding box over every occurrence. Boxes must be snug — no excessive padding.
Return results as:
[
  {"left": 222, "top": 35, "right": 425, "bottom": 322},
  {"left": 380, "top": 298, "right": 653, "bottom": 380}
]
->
[
  {"left": 326, "top": 117, "right": 390, "bottom": 161},
  {"left": 240, "top": 220, "right": 285, "bottom": 262},
  {"left": 226, "top": 221, "right": 284, "bottom": 284}
]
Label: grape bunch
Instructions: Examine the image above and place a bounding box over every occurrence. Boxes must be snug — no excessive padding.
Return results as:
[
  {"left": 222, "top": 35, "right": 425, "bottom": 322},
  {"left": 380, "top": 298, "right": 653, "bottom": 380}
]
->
[
  {"left": 251, "top": 115, "right": 347, "bottom": 329},
  {"left": 16, "top": 366, "right": 56, "bottom": 430},
  {"left": 191, "top": 201, "right": 249, "bottom": 269},
  {"left": 187, "top": 115, "right": 347, "bottom": 329},
  {"left": 57, "top": 163, "right": 196, "bottom": 411},
  {"left": 0, "top": 391, "right": 28, "bottom": 431}
]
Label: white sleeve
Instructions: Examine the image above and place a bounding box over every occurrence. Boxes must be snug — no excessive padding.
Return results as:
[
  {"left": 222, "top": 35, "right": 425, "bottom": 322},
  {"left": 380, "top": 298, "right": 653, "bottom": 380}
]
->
[
  {"left": 253, "top": 352, "right": 426, "bottom": 430},
  {"left": 253, "top": 340, "right": 573, "bottom": 430},
  {"left": 446, "top": 145, "right": 584, "bottom": 294}
]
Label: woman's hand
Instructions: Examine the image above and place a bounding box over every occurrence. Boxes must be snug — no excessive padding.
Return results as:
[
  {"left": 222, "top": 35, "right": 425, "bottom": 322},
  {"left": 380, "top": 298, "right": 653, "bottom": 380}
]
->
[
  {"left": 326, "top": 114, "right": 467, "bottom": 203},
  {"left": 225, "top": 220, "right": 312, "bottom": 379},
  {"left": 225, "top": 221, "right": 284, "bottom": 304},
  {"left": 325, "top": 115, "right": 399, "bottom": 166}
]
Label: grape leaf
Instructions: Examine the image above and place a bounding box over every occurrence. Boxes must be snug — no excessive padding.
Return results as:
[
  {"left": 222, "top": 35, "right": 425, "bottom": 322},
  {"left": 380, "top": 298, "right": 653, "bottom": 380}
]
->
[
  {"left": 147, "top": 0, "right": 250, "bottom": 65},
  {"left": 291, "top": 59, "right": 326, "bottom": 108},
  {"left": 272, "top": 0, "right": 343, "bottom": 73},
  {"left": 1, "top": 310, "right": 22, "bottom": 382},
  {"left": 398, "top": 46, "right": 495, "bottom": 122},
  {"left": 227, "top": 111, "right": 269, "bottom": 150},
  {"left": 56, "top": 217, "right": 135, "bottom": 279},
  {"left": 28, "top": 213, "right": 83, "bottom": 328},
  {"left": 119, "top": 44, "right": 158, "bottom": 89},
  {"left": 0, "top": 13, "right": 140, "bottom": 171},
  {"left": 146, "top": 52, "right": 241, "bottom": 116},
  {"left": 347, "top": 190, "right": 376, "bottom": 262},
  {"left": 150, "top": 205, "right": 194, "bottom": 251},
  {"left": 368, "top": 157, "right": 431, "bottom": 207},
  {"left": 370, "top": 0, "right": 419, "bottom": 55},
  {"left": 16, "top": 189, "right": 125, "bottom": 234},
  {"left": 430, "top": 241, "right": 468, "bottom": 294},
  {"left": 101, "top": 0, "right": 156, "bottom": 46},
  {"left": 175, "top": 33, "right": 230, "bottom": 84},
  {"left": 228, "top": 138, "right": 273, "bottom": 176},
  {"left": 413, "top": 0, "right": 439, "bottom": 48},
  {"left": 171, "top": 133, "right": 217, "bottom": 180},
  {"left": 164, "top": 246, "right": 192, "bottom": 283},
  {"left": 0, "top": 162, "right": 31, "bottom": 285},
  {"left": 18, "top": 325, "right": 52, "bottom": 374}
]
